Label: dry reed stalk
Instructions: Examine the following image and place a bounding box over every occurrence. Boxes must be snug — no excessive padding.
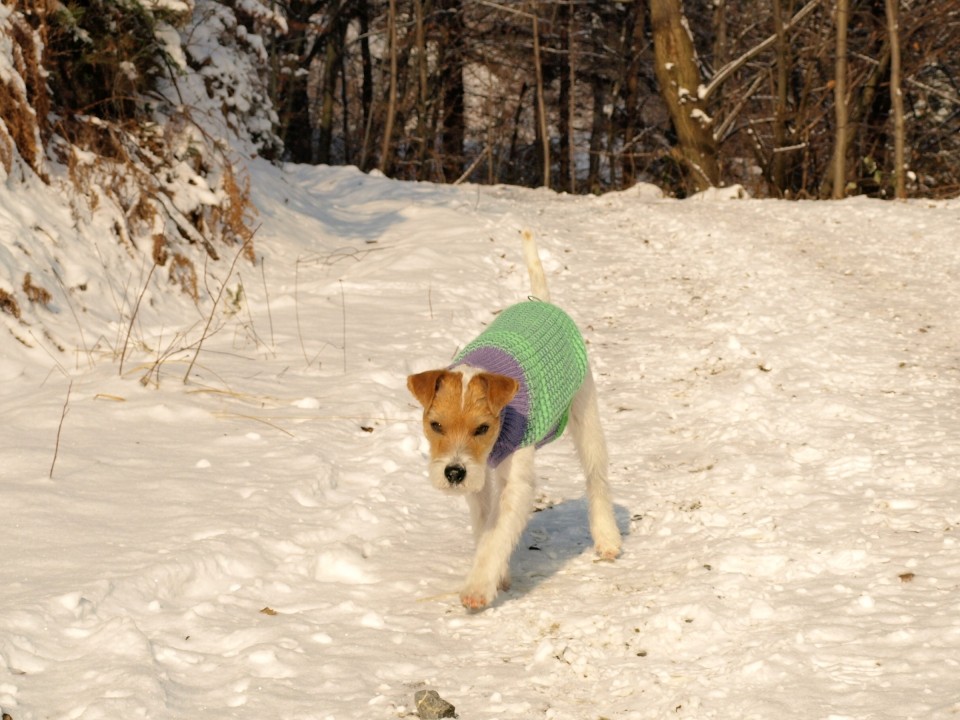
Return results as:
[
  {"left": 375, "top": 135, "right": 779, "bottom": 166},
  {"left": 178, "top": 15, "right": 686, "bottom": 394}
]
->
[
  {"left": 49, "top": 379, "right": 73, "bottom": 479},
  {"left": 183, "top": 236, "right": 255, "bottom": 384}
]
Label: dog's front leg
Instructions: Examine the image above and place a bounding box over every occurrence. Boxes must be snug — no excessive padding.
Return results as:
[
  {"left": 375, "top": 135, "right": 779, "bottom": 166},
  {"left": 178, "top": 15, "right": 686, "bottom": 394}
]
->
[
  {"left": 460, "top": 446, "right": 536, "bottom": 610},
  {"left": 465, "top": 483, "right": 495, "bottom": 546}
]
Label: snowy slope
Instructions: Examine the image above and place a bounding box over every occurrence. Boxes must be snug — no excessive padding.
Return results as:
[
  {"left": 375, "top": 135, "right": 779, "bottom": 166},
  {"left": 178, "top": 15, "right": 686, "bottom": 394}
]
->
[{"left": 2, "top": 163, "right": 960, "bottom": 720}]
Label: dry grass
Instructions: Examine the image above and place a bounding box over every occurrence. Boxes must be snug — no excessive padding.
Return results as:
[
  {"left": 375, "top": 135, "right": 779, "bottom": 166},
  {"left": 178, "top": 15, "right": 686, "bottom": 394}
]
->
[
  {"left": 55, "top": 110, "right": 257, "bottom": 325},
  {"left": 0, "top": 12, "right": 45, "bottom": 175},
  {"left": 0, "top": 124, "right": 12, "bottom": 174},
  {"left": 0, "top": 288, "right": 21, "bottom": 319},
  {"left": 218, "top": 161, "right": 258, "bottom": 262},
  {"left": 1, "top": 3, "right": 262, "bottom": 379},
  {"left": 0, "top": 71, "right": 18, "bottom": 173},
  {"left": 169, "top": 254, "right": 199, "bottom": 302},
  {"left": 152, "top": 234, "right": 169, "bottom": 266},
  {"left": 22, "top": 273, "right": 52, "bottom": 307}
]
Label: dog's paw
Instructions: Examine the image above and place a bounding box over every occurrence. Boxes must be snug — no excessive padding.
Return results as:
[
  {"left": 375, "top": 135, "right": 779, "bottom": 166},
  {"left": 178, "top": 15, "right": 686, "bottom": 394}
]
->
[
  {"left": 459, "top": 589, "right": 493, "bottom": 611},
  {"left": 460, "top": 576, "right": 500, "bottom": 610},
  {"left": 459, "top": 575, "right": 509, "bottom": 609},
  {"left": 595, "top": 541, "right": 621, "bottom": 561}
]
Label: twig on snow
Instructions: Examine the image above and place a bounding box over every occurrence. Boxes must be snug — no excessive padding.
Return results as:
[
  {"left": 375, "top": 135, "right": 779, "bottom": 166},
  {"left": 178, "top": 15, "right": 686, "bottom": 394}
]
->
[
  {"left": 294, "top": 257, "right": 310, "bottom": 368},
  {"left": 183, "top": 233, "right": 256, "bottom": 385},
  {"left": 120, "top": 260, "right": 158, "bottom": 376},
  {"left": 49, "top": 379, "right": 73, "bottom": 479},
  {"left": 260, "top": 256, "right": 275, "bottom": 347},
  {"left": 339, "top": 279, "right": 347, "bottom": 374}
]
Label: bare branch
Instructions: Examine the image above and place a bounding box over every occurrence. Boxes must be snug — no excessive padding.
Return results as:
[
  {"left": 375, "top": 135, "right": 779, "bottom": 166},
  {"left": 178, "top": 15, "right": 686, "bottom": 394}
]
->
[
  {"left": 852, "top": 52, "right": 960, "bottom": 106},
  {"left": 183, "top": 232, "right": 257, "bottom": 385},
  {"left": 701, "top": 0, "right": 824, "bottom": 102}
]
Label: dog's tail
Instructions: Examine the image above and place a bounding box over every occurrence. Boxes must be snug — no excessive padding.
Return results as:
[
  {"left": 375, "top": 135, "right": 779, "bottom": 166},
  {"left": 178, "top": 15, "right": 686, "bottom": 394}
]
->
[{"left": 521, "top": 230, "right": 551, "bottom": 302}]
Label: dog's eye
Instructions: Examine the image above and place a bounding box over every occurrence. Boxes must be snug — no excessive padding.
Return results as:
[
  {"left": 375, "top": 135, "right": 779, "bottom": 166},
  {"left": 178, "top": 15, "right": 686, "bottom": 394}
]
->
[
  {"left": 473, "top": 423, "right": 490, "bottom": 437},
  {"left": 430, "top": 421, "right": 444, "bottom": 434}
]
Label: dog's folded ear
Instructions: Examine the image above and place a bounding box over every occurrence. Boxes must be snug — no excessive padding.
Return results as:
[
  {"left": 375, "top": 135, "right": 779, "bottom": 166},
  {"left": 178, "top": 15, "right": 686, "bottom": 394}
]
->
[
  {"left": 407, "top": 369, "right": 447, "bottom": 408},
  {"left": 408, "top": 369, "right": 517, "bottom": 413},
  {"left": 478, "top": 372, "right": 518, "bottom": 413}
]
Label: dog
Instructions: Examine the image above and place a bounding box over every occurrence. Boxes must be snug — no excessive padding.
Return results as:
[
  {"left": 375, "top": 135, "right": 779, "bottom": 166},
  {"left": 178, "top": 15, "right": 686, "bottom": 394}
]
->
[{"left": 407, "top": 231, "right": 621, "bottom": 610}]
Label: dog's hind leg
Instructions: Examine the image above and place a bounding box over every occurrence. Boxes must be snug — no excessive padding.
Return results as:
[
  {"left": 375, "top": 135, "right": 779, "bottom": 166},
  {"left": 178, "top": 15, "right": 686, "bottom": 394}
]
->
[
  {"left": 460, "top": 446, "right": 536, "bottom": 610},
  {"left": 569, "top": 368, "right": 622, "bottom": 560}
]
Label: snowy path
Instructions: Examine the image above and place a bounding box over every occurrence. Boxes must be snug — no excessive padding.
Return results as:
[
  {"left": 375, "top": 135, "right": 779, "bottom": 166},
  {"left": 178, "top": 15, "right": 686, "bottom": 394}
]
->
[{"left": 2, "top": 166, "right": 960, "bottom": 719}]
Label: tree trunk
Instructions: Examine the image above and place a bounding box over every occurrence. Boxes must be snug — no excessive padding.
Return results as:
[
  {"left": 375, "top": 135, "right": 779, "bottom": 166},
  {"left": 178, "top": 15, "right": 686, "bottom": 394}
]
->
[
  {"left": 587, "top": 77, "right": 606, "bottom": 192},
  {"left": 439, "top": 0, "right": 465, "bottom": 181},
  {"left": 885, "top": 0, "right": 906, "bottom": 198},
  {"left": 771, "top": 0, "right": 790, "bottom": 195},
  {"left": 379, "top": 0, "right": 398, "bottom": 175},
  {"left": 275, "top": 2, "right": 326, "bottom": 163},
  {"left": 507, "top": 82, "right": 529, "bottom": 186},
  {"left": 558, "top": 1, "right": 572, "bottom": 193},
  {"left": 339, "top": 32, "right": 351, "bottom": 165},
  {"left": 831, "top": 0, "right": 850, "bottom": 198},
  {"left": 620, "top": 3, "right": 644, "bottom": 187},
  {"left": 414, "top": 0, "right": 429, "bottom": 178},
  {"left": 317, "top": 27, "right": 342, "bottom": 165},
  {"left": 358, "top": 0, "right": 375, "bottom": 170},
  {"left": 649, "top": 0, "right": 720, "bottom": 193},
  {"left": 531, "top": 6, "right": 550, "bottom": 188},
  {"left": 831, "top": 44, "right": 892, "bottom": 194}
]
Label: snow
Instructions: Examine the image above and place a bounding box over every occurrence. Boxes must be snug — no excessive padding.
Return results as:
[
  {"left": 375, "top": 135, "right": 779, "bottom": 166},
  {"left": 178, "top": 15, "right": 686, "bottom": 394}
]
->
[
  {"left": 690, "top": 108, "right": 713, "bottom": 126},
  {"left": 3, "top": 162, "right": 960, "bottom": 720}
]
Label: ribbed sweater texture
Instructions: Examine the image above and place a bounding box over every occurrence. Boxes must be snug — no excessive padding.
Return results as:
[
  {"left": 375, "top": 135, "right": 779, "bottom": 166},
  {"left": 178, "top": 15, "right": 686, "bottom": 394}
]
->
[{"left": 453, "top": 300, "right": 588, "bottom": 467}]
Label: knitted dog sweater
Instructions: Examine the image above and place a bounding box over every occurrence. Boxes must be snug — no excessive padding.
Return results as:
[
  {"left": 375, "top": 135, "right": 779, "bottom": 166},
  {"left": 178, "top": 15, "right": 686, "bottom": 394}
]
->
[{"left": 453, "top": 300, "right": 588, "bottom": 467}]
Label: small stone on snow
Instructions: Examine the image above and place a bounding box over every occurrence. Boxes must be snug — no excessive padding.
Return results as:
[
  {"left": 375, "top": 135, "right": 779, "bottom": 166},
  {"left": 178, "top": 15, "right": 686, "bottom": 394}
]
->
[{"left": 414, "top": 689, "right": 456, "bottom": 719}]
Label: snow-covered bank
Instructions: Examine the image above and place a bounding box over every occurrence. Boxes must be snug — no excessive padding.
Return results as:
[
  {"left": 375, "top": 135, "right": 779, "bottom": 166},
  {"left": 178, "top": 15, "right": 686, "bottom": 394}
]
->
[{"left": 2, "top": 163, "right": 960, "bottom": 719}]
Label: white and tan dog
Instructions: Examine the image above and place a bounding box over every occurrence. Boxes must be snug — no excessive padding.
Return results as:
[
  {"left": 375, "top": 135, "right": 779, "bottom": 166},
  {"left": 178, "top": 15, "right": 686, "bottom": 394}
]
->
[{"left": 407, "top": 232, "right": 621, "bottom": 610}]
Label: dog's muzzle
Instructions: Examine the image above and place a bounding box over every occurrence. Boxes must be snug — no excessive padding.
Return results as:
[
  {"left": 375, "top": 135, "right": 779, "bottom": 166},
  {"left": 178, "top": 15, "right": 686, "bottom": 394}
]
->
[{"left": 444, "top": 464, "right": 466, "bottom": 485}]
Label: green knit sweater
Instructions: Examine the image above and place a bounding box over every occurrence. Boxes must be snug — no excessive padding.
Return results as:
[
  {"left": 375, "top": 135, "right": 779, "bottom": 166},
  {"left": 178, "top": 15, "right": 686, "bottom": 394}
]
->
[{"left": 453, "top": 300, "right": 588, "bottom": 466}]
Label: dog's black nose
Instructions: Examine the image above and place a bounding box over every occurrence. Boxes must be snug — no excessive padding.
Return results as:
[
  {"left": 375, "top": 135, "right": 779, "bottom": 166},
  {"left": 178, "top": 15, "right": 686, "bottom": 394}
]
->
[{"left": 445, "top": 464, "right": 466, "bottom": 485}]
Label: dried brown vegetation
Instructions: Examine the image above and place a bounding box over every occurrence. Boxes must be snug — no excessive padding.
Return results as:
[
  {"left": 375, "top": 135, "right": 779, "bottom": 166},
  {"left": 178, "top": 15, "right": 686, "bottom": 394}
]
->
[
  {"left": 0, "top": 288, "right": 21, "bottom": 319},
  {"left": 22, "top": 273, "right": 52, "bottom": 307},
  {"left": 0, "top": 9, "right": 46, "bottom": 177},
  {"left": 1, "top": 0, "right": 258, "bottom": 326}
]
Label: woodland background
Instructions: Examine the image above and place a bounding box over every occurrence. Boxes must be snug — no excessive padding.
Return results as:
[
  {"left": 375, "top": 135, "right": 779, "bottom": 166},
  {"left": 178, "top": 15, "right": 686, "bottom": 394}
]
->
[
  {"left": 272, "top": 0, "right": 960, "bottom": 199},
  {"left": 0, "top": 0, "right": 958, "bottom": 321}
]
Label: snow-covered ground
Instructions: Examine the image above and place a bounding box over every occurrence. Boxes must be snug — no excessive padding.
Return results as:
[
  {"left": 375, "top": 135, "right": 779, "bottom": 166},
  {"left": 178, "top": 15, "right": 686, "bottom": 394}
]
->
[{"left": 2, "top": 163, "right": 960, "bottom": 720}]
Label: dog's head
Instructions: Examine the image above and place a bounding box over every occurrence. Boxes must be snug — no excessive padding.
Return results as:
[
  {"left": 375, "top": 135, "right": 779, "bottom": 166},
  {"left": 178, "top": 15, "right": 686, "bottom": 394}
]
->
[{"left": 407, "top": 367, "right": 518, "bottom": 493}]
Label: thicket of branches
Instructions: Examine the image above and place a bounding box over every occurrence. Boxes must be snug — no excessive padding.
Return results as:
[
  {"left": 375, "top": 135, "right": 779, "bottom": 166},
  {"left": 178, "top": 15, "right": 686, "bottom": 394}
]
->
[
  {"left": 0, "top": 0, "right": 301, "bottom": 365},
  {"left": 0, "top": 0, "right": 274, "bottom": 304},
  {"left": 265, "top": 0, "right": 960, "bottom": 198}
]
